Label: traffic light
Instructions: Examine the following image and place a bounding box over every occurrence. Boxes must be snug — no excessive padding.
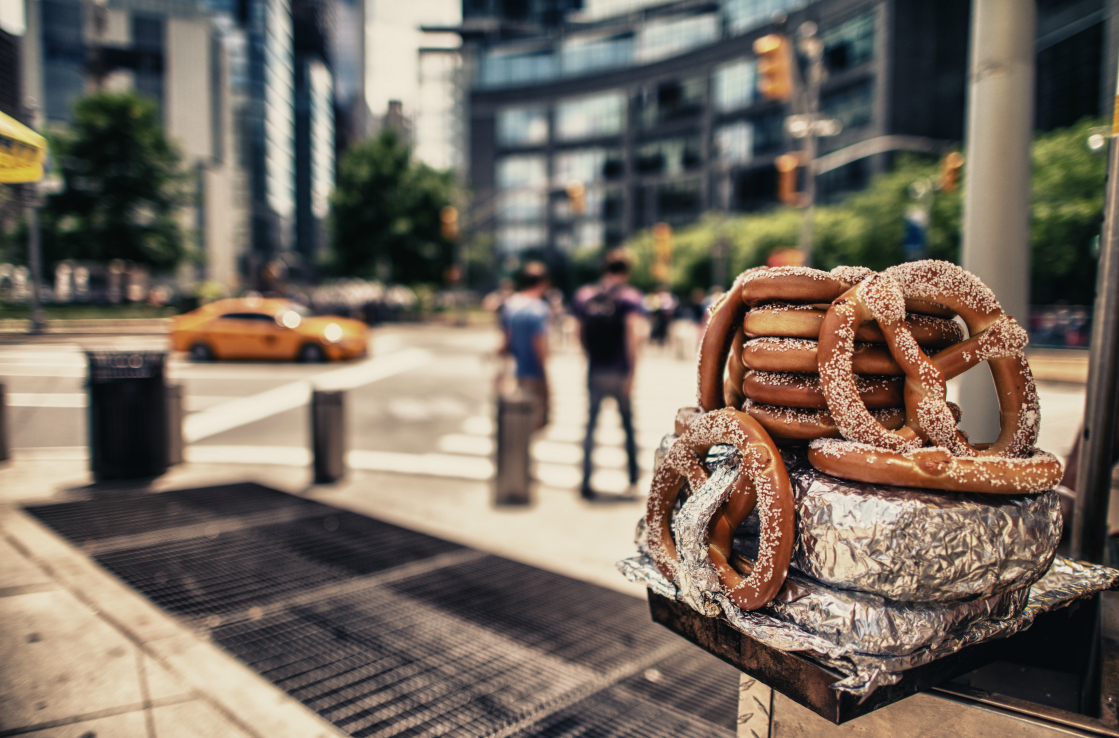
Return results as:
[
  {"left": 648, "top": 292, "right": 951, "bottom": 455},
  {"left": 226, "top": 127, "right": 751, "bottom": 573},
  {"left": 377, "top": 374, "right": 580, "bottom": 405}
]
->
[
  {"left": 566, "top": 181, "right": 586, "bottom": 216},
  {"left": 440, "top": 205, "right": 459, "bottom": 240},
  {"left": 652, "top": 222, "right": 672, "bottom": 283},
  {"left": 939, "top": 152, "right": 963, "bottom": 193},
  {"left": 754, "top": 34, "right": 794, "bottom": 102},
  {"left": 775, "top": 153, "right": 802, "bottom": 205}
]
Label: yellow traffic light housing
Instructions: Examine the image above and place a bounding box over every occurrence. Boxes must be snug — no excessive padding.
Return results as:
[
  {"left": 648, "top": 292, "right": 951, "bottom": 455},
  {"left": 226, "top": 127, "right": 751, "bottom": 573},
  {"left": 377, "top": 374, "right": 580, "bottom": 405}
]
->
[
  {"left": 440, "top": 205, "right": 459, "bottom": 240},
  {"left": 939, "top": 152, "right": 963, "bottom": 193},
  {"left": 775, "top": 153, "right": 803, "bottom": 205},
  {"left": 754, "top": 34, "right": 794, "bottom": 102},
  {"left": 566, "top": 181, "right": 586, "bottom": 216}
]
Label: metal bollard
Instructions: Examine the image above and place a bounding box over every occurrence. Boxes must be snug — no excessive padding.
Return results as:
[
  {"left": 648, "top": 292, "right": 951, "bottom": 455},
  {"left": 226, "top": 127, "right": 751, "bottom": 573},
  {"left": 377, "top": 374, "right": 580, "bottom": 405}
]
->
[
  {"left": 0, "top": 383, "right": 9, "bottom": 462},
  {"left": 494, "top": 390, "right": 533, "bottom": 505},
  {"left": 311, "top": 389, "right": 346, "bottom": 483},
  {"left": 166, "top": 385, "right": 183, "bottom": 466}
]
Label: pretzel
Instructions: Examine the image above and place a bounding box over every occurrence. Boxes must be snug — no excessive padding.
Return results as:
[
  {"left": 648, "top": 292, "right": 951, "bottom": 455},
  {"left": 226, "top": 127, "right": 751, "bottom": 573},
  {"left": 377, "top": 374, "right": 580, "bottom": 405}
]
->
[
  {"left": 723, "top": 327, "right": 748, "bottom": 409},
  {"left": 744, "top": 305, "right": 964, "bottom": 348},
  {"left": 646, "top": 409, "right": 796, "bottom": 610},
  {"left": 697, "top": 267, "right": 875, "bottom": 412},
  {"left": 808, "top": 439, "right": 1063, "bottom": 494},
  {"left": 743, "top": 337, "right": 908, "bottom": 375},
  {"left": 817, "top": 262, "right": 1039, "bottom": 457},
  {"left": 743, "top": 370, "right": 902, "bottom": 410},
  {"left": 742, "top": 398, "right": 905, "bottom": 442}
]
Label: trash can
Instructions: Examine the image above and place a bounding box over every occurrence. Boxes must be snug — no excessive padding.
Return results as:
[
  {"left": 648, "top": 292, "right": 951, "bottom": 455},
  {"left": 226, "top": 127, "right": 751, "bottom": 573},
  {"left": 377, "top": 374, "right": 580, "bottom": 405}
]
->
[
  {"left": 87, "top": 352, "right": 169, "bottom": 480},
  {"left": 494, "top": 390, "right": 533, "bottom": 505},
  {"left": 311, "top": 389, "right": 346, "bottom": 483}
]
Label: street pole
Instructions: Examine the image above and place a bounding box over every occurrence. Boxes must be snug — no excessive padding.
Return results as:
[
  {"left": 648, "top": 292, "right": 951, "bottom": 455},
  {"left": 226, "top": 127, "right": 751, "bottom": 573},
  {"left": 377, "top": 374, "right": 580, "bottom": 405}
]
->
[
  {"left": 26, "top": 202, "right": 45, "bottom": 334},
  {"left": 1071, "top": 63, "right": 1119, "bottom": 563},
  {"left": 797, "top": 25, "right": 824, "bottom": 268},
  {"left": 956, "top": 0, "right": 1035, "bottom": 444}
]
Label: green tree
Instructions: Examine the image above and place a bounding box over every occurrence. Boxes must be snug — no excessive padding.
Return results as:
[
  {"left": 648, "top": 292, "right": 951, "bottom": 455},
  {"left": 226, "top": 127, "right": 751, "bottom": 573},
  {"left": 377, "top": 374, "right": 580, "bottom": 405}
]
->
[
  {"left": 329, "top": 130, "right": 456, "bottom": 284},
  {"left": 42, "top": 92, "right": 189, "bottom": 270},
  {"left": 1029, "top": 117, "right": 1106, "bottom": 304}
]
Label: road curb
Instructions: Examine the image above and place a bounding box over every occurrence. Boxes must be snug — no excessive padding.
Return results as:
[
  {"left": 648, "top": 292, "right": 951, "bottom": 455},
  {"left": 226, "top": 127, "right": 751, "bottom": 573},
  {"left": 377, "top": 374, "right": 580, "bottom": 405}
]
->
[{"left": 0, "top": 504, "right": 347, "bottom": 738}]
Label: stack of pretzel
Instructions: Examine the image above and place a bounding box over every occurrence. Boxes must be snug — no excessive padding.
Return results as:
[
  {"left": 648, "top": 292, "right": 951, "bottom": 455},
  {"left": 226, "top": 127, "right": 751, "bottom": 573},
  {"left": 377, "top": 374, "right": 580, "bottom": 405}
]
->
[
  {"left": 644, "top": 260, "right": 1066, "bottom": 615},
  {"left": 703, "top": 265, "right": 966, "bottom": 444}
]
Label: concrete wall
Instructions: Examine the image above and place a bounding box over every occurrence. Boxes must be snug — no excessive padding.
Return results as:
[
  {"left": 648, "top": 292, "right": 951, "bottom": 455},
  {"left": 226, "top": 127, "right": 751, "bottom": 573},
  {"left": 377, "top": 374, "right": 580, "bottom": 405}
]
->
[{"left": 165, "top": 17, "right": 211, "bottom": 160}]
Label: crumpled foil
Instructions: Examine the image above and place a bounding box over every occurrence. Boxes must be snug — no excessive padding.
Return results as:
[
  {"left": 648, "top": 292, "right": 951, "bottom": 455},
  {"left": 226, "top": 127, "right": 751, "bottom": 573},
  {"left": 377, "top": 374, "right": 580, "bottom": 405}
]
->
[
  {"left": 656, "top": 434, "right": 1061, "bottom": 601},
  {"left": 623, "top": 437, "right": 1119, "bottom": 698},
  {"left": 784, "top": 462, "right": 1060, "bottom": 602}
]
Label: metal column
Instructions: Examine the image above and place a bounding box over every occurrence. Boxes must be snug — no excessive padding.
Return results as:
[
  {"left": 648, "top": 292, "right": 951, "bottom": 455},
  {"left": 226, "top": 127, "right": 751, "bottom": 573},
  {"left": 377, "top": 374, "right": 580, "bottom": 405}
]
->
[
  {"left": 956, "top": 0, "right": 1036, "bottom": 443},
  {"left": 311, "top": 390, "right": 346, "bottom": 484},
  {"left": 1071, "top": 67, "right": 1119, "bottom": 563}
]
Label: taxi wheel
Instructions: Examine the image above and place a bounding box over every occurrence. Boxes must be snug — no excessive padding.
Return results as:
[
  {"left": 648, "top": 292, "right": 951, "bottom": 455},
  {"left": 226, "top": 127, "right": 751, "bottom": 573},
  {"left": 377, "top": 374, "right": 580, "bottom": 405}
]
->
[
  {"left": 189, "top": 342, "right": 214, "bottom": 362},
  {"left": 299, "top": 343, "right": 326, "bottom": 363}
]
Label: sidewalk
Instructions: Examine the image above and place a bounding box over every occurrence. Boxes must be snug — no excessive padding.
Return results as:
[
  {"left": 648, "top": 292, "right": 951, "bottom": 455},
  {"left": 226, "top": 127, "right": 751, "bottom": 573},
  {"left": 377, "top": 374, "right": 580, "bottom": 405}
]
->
[{"left": 0, "top": 452, "right": 651, "bottom": 738}]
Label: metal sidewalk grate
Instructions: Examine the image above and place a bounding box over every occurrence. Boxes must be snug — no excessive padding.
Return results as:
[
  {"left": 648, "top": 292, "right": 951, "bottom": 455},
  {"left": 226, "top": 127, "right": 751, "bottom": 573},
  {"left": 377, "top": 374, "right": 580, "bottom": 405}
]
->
[
  {"left": 25, "top": 482, "right": 330, "bottom": 543},
  {"left": 385, "top": 555, "right": 676, "bottom": 674},
  {"left": 26, "top": 484, "right": 740, "bottom": 737}
]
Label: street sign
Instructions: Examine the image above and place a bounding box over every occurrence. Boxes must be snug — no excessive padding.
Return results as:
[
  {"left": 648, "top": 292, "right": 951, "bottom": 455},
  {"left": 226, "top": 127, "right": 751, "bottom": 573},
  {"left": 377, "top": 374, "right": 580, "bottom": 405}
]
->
[{"left": 0, "top": 111, "right": 47, "bottom": 184}]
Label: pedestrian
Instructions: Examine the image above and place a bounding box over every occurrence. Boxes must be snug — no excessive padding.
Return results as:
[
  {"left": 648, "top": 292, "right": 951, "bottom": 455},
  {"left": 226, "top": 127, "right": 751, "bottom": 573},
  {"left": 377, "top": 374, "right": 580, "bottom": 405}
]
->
[
  {"left": 498, "top": 262, "right": 551, "bottom": 430},
  {"left": 572, "top": 249, "right": 643, "bottom": 499}
]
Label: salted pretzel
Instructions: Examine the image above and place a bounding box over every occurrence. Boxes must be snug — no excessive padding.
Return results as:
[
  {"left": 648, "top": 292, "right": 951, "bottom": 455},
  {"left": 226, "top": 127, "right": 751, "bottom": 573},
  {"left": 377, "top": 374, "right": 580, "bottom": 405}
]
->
[
  {"left": 743, "top": 370, "right": 903, "bottom": 410},
  {"left": 742, "top": 398, "right": 906, "bottom": 442},
  {"left": 646, "top": 409, "right": 796, "bottom": 611},
  {"left": 816, "top": 262, "right": 1039, "bottom": 458},
  {"left": 808, "top": 439, "right": 1063, "bottom": 495},
  {"left": 742, "top": 337, "right": 909, "bottom": 375},
  {"left": 697, "top": 267, "right": 876, "bottom": 412},
  {"left": 744, "top": 304, "right": 964, "bottom": 347}
]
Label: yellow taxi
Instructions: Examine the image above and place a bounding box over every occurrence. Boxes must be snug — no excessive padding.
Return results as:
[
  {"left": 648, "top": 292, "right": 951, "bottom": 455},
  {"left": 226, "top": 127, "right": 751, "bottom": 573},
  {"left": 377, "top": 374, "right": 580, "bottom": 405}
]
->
[{"left": 171, "top": 297, "right": 369, "bottom": 362}]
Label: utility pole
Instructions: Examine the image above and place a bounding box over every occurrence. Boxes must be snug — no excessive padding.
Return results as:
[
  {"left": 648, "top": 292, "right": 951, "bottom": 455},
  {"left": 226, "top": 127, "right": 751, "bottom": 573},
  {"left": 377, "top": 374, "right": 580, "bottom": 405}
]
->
[
  {"left": 795, "top": 23, "right": 824, "bottom": 267},
  {"left": 957, "top": 0, "right": 1035, "bottom": 444}
]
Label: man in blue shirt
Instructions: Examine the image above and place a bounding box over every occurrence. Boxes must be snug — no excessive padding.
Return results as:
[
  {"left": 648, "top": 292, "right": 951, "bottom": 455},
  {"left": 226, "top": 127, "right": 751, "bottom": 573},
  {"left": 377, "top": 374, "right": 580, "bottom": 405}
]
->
[{"left": 500, "top": 262, "right": 551, "bottom": 429}]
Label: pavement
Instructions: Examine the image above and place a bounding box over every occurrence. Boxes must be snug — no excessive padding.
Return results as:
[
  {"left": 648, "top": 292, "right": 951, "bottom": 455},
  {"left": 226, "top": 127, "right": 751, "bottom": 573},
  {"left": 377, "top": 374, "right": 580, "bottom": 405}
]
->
[{"left": 0, "top": 322, "right": 1096, "bottom": 737}]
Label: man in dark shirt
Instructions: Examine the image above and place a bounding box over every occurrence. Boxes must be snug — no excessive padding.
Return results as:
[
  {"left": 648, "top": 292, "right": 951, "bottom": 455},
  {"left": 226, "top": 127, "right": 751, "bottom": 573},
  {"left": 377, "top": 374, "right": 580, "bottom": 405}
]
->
[{"left": 572, "top": 250, "right": 643, "bottom": 499}]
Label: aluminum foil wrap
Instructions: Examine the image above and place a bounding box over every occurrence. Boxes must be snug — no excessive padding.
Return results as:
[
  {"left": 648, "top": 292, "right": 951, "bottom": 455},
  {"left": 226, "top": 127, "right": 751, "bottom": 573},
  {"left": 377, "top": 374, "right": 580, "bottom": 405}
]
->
[
  {"left": 621, "top": 437, "right": 1119, "bottom": 698},
  {"left": 785, "top": 463, "right": 1061, "bottom": 602}
]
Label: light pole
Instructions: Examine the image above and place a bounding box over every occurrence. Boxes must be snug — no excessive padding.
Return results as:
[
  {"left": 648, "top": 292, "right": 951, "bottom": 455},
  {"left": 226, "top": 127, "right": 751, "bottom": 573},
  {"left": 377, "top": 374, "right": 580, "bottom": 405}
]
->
[{"left": 795, "top": 23, "right": 824, "bottom": 265}]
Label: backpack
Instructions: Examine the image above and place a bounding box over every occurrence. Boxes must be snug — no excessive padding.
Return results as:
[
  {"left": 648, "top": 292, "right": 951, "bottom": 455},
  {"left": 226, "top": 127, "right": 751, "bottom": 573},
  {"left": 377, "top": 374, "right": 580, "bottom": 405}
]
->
[{"left": 581, "top": 287, "right": 627, "bottom": 366}]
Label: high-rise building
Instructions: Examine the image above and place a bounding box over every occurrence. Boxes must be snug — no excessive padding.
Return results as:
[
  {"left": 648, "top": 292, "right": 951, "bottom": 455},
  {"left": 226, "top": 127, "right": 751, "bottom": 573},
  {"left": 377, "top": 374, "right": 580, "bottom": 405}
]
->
[
  {"left": 24, "top": 0, "right": 251, "bottom": 289},
  {"left": 455, "top": 0, "right": 1119, "bottom": 260}
]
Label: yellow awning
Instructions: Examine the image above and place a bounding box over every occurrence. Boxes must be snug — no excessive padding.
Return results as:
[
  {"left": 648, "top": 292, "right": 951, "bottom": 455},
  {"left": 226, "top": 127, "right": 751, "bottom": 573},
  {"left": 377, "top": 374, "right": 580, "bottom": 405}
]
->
[{"left": 0, "top": 111, "right": 47, "bottom": 184}]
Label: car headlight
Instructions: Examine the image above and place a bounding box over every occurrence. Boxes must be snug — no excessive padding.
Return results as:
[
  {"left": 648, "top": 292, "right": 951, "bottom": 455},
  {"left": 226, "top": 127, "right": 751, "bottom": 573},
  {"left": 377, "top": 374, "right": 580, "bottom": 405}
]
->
[
  {"left": 324, "top": 323, "right": 343, "bottom": 343},
  {"left": 279, "top": 310, "right": 302, "bottom": 329}
]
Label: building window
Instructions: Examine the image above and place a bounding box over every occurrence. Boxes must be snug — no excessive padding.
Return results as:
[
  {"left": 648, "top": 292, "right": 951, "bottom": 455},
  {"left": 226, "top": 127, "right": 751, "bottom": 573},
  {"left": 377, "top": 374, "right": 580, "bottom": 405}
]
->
[
  {"left": 131, "top": 15, "right": 166, "bottom": 118},
  {"left": 555, "top": 92, "right": 625, "bottom": 141},
  {"left": 636, "top": 13, "right": 720, "bottom": 65},
  {"left": 822, "top": 79, "right": 875, "bottom": 131},
  {"left": 715, "top": 121, "right": 754, "bottom": 165},
  {"left": 636, "top": 137, "right": 702, "bottom": 175},
  {"left": 42, "top": 0, "right": 85, "bottom": 123},
  {"left": 496, "top": 155, "right": 547, "bottom": 189},
  {"left": 656, "top": 178, "right": 702, "bottom": 222},
  {"left": 561, "top": 32, "right": 635, "bottom": 77},
  {"left": 498, "top": 190, "right": 547, "bottom": 222},
  {"left": 724, "top": 0, "right": 808, "bottom": 37},
  {"left": 714, "top": 59, "right": 756, "bottom": 112},
  {"left": 480, "top": 49, "right": 558, "bottom": 88},
  {"left": 639, "top": 77, "right": 705, "bottom": 128},
  {"left": 750, "top": 111, "right": 785, "bottom": 154},
  {"left": 496, "top": 224, "right": 547, "bottom": 252},
  {"left": 553, "top": 148, "right": 624, "bottom": 186},
  {"left": 497, "top": 106, "right": 549, "bottom": 146},
  {"left": 822, "top": 10, "right": 877, "bottom": 73}
]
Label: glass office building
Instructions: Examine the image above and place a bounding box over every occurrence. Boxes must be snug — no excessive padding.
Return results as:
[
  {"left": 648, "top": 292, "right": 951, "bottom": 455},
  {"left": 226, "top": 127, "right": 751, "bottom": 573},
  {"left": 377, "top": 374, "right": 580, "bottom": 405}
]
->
[{"left": 463, "top": 0, "right": 971, "bottom": 258}]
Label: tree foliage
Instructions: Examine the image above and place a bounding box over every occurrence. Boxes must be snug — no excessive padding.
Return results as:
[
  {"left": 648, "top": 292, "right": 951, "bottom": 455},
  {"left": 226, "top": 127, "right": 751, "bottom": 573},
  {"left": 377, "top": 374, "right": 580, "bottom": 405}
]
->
[
  {"left": 329, "top": 130, "right": 456, "bottom": 284},
  {"left": 42, "top": 92, "right": 189, "bottom": 270},
  {"left": 620, "top": 117, "right": 1104, "bottom": 305}
]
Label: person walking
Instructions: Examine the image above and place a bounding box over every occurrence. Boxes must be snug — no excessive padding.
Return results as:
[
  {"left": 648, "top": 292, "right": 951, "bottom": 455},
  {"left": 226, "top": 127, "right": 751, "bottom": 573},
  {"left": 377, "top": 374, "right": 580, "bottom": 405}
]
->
[
  {"left": 499, "top": 262, "right": 551, "bottom": 430},
  {"left": 573, "top": 250, "right": 643, "bottom": 499}
]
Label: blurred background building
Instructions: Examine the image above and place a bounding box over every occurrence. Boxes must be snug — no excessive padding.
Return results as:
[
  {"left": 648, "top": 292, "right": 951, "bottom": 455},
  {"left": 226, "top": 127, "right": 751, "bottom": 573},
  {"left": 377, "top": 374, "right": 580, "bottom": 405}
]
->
[{"left": 452, "top": 0, "right": 1119, "bottom": 259}]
